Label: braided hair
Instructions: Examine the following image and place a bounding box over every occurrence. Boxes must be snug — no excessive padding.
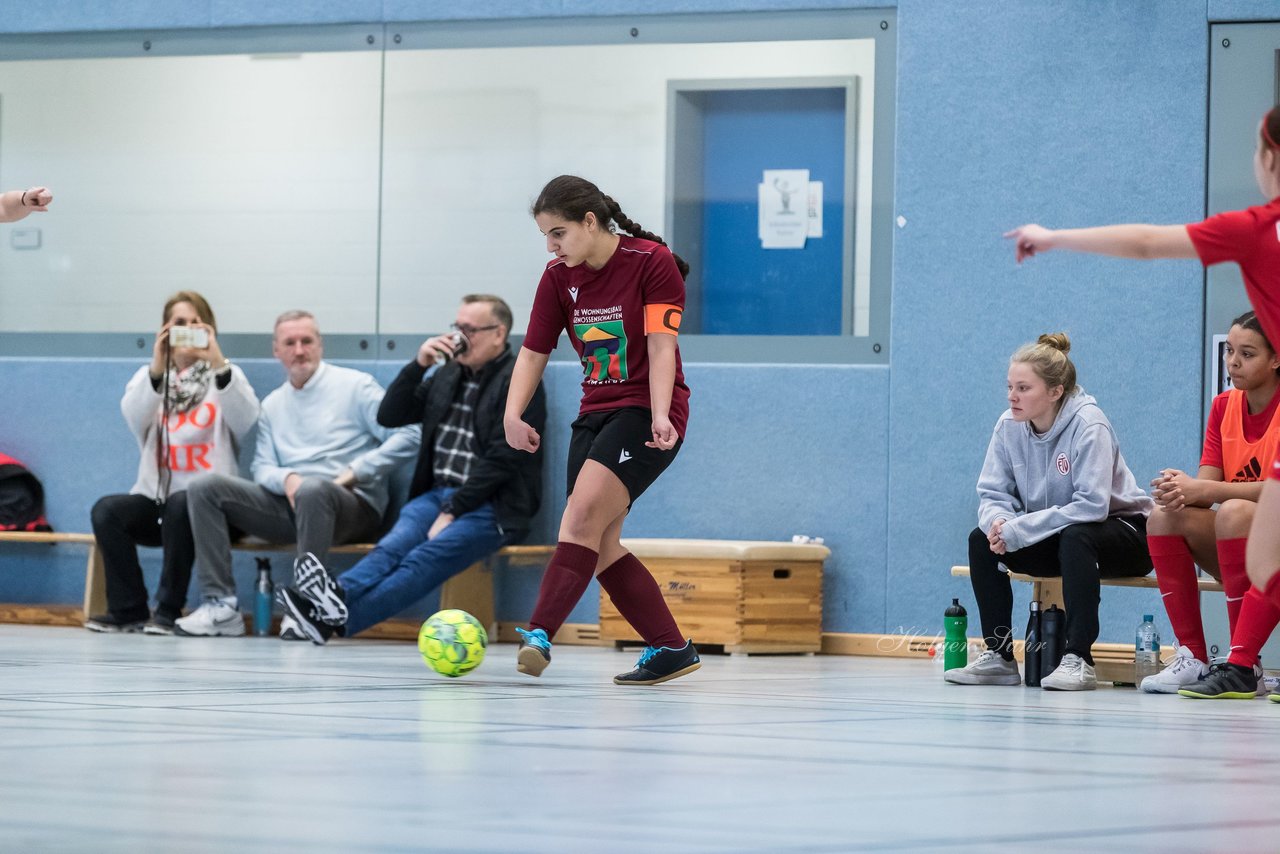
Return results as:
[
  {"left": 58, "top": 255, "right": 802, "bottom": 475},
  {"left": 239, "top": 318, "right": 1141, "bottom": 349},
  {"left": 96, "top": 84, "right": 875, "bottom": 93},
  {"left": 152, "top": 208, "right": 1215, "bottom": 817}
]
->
[{"left": 532, "top": 175, "right": 690, "bottom": 280}]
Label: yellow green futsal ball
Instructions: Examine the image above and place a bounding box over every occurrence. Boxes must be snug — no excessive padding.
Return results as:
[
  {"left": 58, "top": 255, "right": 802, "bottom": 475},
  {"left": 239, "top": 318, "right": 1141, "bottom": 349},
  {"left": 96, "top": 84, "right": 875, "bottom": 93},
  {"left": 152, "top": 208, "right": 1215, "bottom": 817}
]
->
[{"left": 418, "top": 609, "right": 487, "bottom": 677}]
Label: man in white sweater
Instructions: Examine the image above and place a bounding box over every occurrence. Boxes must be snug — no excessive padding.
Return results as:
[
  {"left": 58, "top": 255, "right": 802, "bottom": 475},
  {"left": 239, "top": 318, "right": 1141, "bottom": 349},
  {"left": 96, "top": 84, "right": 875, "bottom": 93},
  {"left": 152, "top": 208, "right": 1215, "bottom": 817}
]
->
[{"left": 176, "top": 310, "right": 420, "bottom": 637}]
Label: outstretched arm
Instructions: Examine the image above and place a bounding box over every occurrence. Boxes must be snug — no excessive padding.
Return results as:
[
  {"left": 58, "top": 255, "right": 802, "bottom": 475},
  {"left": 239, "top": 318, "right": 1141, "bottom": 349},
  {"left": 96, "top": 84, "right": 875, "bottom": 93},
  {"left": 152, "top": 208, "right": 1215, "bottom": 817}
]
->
[
  {"left": 1005, "top": 223, "right": 1197, "bottom": 263},
  {"left": 0, "top": 187, "right": 52, "bottom": 223}
]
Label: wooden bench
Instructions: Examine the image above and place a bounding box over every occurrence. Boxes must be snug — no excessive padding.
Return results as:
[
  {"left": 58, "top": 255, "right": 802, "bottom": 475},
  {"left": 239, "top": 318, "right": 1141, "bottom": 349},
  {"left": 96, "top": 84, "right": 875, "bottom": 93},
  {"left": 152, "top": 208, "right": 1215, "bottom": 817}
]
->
[
  {"left": 600, "top": 538, "right": 831, "bottom": 654},
  {"left": 949, "top": 565, "right": 1223, "bottom": 684},
  {"left": 0, "top": 530, "right": 553, "bottom": 639}
]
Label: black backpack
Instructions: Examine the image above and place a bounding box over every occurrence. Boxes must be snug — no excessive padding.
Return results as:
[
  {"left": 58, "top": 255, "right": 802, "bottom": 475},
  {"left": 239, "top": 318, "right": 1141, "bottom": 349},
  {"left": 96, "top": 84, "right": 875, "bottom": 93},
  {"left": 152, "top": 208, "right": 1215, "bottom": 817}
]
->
[{"left": 0, "top": 453, "right": 52, "bottom": 532}]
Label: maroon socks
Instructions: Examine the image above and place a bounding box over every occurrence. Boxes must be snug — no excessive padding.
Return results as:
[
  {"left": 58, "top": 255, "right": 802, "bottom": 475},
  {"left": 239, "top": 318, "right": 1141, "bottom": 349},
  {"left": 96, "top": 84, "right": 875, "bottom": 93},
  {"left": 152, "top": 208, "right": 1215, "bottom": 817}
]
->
[
  {"left": 597, "top": 552, "right": 684, "bottom": 649},
  {"left": 528, "top": 542, "right": 599, "bottom": 639}
]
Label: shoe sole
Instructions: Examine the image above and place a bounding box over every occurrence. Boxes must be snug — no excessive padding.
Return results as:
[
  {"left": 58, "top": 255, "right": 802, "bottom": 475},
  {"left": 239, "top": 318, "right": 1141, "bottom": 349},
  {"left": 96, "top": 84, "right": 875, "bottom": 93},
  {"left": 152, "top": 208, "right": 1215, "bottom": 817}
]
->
[
  {"left": 1177, "top": 688, "right": 1258, "bottom": 699},
  {"left": 84, "top": 621, "right": 145, "bottom": 634},
  {"left": 1270, "top": 693, "right": 1280, "bottom": 703},
  {"left": 1141, "top": 680, "right": 1199, "bottom": 694},
  {"left": 278, "top": 592, "right": 328, "bottom": 646},
  {"left": 517, "top": 646, "right": 550, "bottom": 677},
  {"left": 943, "top": 673, "right": 1021, "bottom": 686},
  {"left": 1041, "top": 682, "right": 1097, "bottom": 691},
  {"left": 295, "top": 557, "right": 348, "bottom": 626},
  {"left": 142, "top": 625, "right": 175, "bottom": 636},
  {"left": 613, "top": 661, "right": 701, "bottom": 686},
  {"left": 174, "top": 619, "right": 245, "bottom": 637}
]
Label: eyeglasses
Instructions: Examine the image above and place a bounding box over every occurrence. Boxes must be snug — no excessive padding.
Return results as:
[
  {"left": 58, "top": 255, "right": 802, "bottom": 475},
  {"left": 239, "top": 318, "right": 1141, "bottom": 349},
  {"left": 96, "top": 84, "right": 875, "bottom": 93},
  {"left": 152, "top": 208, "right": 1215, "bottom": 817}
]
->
[{"left": 450, "top": 322, "right": 500, "bottom": 337}]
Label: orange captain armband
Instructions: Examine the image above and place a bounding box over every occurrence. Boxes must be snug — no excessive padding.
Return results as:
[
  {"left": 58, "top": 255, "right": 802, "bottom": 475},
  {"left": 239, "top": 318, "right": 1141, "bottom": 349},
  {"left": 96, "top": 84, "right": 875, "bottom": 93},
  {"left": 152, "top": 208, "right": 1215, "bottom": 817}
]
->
[{"left": 644, "top": 303, "right": 683, "bottom": 336}]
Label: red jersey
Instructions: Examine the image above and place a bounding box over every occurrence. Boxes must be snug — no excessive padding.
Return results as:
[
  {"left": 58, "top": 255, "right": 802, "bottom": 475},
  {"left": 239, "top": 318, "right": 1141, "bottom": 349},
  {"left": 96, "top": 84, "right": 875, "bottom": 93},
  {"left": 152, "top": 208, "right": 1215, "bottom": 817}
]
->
[
  {"left": 523, "top": 235, "right": 691, "bottom": 436},
  {"left": 1187, "top": 197, "right": 1280, "bottom": 348}
]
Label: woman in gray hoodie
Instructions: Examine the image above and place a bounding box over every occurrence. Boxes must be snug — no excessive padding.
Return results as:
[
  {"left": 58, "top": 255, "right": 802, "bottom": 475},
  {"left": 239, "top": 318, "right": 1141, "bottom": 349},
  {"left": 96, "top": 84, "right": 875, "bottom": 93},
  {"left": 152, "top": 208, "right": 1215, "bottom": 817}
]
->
[{"left": 946, "top": 333, "right": 1153, "bottom": 690}]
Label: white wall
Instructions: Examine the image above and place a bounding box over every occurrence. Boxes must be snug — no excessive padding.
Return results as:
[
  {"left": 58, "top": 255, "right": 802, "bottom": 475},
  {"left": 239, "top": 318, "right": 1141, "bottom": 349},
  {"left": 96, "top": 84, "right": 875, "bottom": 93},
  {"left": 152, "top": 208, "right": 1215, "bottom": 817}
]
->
[{"left": 0, "top": 37, "right": 874, "bottom": 337}]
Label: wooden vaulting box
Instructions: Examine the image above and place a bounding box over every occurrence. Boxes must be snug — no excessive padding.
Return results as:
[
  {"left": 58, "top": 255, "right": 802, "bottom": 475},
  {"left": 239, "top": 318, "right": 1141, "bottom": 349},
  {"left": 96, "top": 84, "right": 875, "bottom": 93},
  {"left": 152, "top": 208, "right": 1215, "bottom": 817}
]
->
[{"left": 601, "top": 539, "right": 830, "bottom": 654}]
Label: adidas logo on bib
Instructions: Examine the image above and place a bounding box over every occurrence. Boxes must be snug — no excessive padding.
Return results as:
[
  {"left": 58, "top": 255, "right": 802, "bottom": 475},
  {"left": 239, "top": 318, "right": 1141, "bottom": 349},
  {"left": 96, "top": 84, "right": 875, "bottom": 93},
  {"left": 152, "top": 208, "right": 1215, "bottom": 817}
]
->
[
  {"left": 1235, "top": 457, "right": 1262, "bottom": 482},
  {"left": 619, "top": 449, "right": 632, "bottom": 464}
]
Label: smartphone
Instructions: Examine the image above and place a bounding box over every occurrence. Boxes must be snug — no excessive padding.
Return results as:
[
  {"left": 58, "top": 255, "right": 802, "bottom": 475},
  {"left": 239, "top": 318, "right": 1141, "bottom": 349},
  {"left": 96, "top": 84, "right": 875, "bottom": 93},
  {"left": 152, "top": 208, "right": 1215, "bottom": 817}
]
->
[{"left": 169, "top": 325, "right": 209, "bottom": 349}]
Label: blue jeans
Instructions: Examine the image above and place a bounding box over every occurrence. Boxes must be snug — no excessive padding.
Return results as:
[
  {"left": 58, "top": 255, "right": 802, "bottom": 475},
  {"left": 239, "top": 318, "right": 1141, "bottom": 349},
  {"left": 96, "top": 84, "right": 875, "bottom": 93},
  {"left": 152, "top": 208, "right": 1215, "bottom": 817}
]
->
[{"left": 338, "top": 487, "right": 507, "bottom": 636}]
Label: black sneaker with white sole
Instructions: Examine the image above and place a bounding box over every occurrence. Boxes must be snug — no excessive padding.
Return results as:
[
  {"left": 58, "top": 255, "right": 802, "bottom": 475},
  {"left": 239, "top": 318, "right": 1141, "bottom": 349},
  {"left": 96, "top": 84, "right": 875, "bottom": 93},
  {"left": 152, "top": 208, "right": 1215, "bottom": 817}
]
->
[
  {"left": 276, "top": 587, "right": 333, "bottom": 646},
  {"left": 84, "top": 612, "right": 148, "bottom": 633},
  {"left": 142, "top": 612, "right": 177, "bottom": 636},
  {"left": 293, "top": 552, "right": 348, "bottom": 627},
  {"left": 614, "top": 640, "right": 701, "bottom": 685}
]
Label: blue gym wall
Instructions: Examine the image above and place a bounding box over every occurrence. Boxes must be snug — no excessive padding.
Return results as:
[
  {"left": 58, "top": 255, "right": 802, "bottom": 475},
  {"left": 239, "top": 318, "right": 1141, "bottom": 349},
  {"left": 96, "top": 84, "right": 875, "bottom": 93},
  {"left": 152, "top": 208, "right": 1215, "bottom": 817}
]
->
[{"left": 0, "top": 0, "right": 1253, "bottom": 645}]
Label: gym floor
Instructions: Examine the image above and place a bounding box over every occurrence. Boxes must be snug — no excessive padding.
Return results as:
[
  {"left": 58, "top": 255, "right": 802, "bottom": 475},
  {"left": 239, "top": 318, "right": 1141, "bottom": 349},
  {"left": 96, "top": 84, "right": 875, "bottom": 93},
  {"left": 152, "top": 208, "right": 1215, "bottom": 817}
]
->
[{"left": 1, "top": 625, "right": 1276, "bottom": 852}]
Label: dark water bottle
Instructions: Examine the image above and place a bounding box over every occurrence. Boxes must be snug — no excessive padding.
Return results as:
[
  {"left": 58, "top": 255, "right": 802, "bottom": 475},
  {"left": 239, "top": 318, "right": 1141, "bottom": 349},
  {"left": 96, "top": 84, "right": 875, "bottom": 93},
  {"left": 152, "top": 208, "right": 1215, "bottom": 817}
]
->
[
  {"left": 1024, "top": 601, "right": 1043, "bottom": 687},
  {"left": 253, "top": 557, "right": 274, "bottom": 637},
  {"left": 1040, "top": 604, "right": 1065, "bottom": 675},
  {"left": 943, "top": 598, "right": 968, "bottom": 671}
]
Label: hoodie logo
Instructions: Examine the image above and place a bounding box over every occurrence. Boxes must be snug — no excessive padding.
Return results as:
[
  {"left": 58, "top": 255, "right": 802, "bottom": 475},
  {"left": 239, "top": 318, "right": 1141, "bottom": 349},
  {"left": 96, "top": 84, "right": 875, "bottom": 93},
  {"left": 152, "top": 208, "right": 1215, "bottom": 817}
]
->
[
  {"left": 1056, "top": 453, "right": 1070, "bottom": 476},
  {"left": 569, "top": 287, "right": 579, "bottom": 303}
]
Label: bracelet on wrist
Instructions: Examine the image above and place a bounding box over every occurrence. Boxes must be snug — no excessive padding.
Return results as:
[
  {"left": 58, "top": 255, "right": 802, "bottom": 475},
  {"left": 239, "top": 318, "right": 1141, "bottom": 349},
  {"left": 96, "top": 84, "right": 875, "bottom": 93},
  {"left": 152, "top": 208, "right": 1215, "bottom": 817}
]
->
[{"left": 19, "top": 191, "right": 28, "bottom": 207}]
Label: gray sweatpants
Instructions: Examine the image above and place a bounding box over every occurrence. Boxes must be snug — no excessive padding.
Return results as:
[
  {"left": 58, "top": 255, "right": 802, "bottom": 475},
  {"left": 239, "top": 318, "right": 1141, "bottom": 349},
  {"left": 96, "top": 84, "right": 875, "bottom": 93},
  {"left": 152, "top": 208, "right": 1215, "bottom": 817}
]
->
[{"left": 187, "top": 473, "right": 381, "bottom": 601}]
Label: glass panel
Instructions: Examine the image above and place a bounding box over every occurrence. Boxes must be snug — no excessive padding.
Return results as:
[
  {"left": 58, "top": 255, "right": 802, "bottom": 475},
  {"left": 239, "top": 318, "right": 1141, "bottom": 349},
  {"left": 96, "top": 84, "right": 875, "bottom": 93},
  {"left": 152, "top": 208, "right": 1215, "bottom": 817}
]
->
[
  {"left": 379, "top": 37, "right": 876, "bottom": 340},
  {"left": 0, "top": 49, "right": 382, "bottom": 335}
]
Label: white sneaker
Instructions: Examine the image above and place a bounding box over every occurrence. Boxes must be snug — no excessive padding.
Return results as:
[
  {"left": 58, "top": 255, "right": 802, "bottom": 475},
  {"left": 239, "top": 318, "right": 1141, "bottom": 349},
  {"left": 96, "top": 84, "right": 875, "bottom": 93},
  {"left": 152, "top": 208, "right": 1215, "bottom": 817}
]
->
[
  {"left": 1140, "top": 645, "right": 1209, "bottom": 694},
  {"left": 174, "top": 599, "right": 245, "bottom": 637},
  {"left": 1042, "top": 653, "right": 1097, "bottom": 691},
  {"left": 944, "top": 649, "right": 1021, "bottom": 685}
]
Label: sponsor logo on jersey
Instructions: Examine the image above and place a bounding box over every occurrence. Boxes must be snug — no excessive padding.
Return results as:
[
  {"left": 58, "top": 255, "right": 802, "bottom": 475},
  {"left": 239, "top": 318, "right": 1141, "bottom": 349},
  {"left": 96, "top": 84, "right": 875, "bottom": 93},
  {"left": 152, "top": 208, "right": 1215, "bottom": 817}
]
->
[{"left": 574, "top": 320, "right": 628, "bottom": 382}]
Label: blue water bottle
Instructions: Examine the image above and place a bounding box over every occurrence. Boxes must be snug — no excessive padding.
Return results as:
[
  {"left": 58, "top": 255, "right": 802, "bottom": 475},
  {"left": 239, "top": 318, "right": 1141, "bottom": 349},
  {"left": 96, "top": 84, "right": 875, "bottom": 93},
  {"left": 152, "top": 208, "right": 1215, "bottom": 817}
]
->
[{"left": 253, "top": 557, "right": 274, "bottom": 637}]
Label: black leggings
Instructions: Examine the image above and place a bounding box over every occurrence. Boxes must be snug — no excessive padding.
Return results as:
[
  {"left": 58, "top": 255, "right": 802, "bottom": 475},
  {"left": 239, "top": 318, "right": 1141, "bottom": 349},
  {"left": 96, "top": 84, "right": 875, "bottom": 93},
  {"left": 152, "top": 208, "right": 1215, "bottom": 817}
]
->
[
  {"left": 90, "top": 492, "right": 195, "bottom": 622},
  {"left": 967, "top": 517, "right": 1152, "bottom": 665}
]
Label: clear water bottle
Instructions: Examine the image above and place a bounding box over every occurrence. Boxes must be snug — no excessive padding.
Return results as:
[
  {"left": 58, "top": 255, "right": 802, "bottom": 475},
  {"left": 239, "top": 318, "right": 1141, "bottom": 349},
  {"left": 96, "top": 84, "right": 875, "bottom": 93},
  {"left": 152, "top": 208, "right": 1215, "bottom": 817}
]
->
[
  {"left": 253, "top": 557, "right": 274, "bottom": 637},
  {"left": 1135, "top": 614, "right": 1161, "bottom": 684},
  {"left": 930, "top": 639, "right": 945, "bottom": 671}
]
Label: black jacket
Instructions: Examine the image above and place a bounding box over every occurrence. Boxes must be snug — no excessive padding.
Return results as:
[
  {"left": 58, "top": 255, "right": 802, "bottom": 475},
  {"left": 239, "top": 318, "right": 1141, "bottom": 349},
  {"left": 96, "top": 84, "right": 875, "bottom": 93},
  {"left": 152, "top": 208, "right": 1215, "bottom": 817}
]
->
[{"left": 377, "top": 347, "right": 545, "bottom": 541}]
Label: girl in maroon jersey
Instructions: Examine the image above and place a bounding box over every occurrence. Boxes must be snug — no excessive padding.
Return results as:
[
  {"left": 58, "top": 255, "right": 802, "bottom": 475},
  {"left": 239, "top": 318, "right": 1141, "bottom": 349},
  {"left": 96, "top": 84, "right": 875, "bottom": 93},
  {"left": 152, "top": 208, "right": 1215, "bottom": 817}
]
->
[
  {"left": 1005, "top": 106, "right": 1280, "bottom": 700},
  {"left": 503, "top": 175, "right": 700, "bottom": 685}
]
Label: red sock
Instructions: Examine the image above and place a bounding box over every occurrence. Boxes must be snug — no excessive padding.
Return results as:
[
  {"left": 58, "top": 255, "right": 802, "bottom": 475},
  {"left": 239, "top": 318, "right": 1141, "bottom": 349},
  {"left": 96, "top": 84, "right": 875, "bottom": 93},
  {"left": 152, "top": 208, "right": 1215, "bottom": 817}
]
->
[
  {"left": 528, "top": 542, "right": 598, "bottom": 640},
  {"left": 1217, "top": 537, "right": 1250, "bottom": 639},
  {"left": 597, "top": 553, "right": 684, "bottom": 649},
  {"left": 1148, "top": 535, "right": 1207, "bottom": 662},
  {"left": 1227, "top": 586, "right": 1280, "bottom": 668}
]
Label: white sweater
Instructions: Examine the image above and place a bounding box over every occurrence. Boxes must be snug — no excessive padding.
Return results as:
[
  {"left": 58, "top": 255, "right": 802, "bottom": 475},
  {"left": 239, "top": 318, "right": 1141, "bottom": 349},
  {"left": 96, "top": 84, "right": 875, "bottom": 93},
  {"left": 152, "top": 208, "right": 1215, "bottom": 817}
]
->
[
  {"left": 122, "top": 364, "right": 260, "bottom": 498},
  {"left": 251, "top": 361, "right": 421, "bottom": 517}
]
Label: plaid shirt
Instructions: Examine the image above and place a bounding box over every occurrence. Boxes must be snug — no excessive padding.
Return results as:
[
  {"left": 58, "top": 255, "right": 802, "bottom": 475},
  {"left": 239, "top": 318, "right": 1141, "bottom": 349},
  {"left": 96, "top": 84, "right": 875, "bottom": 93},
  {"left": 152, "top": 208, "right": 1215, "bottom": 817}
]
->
[{"left": 431, "top": 373, "right": 481, "bottom": 487}]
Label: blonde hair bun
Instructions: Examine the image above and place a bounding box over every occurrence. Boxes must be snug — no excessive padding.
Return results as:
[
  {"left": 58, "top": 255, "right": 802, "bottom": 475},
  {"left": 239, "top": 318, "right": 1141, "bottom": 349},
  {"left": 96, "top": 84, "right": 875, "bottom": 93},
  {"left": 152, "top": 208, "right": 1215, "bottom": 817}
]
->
[{"left": 1036, "top": 332, "right": 1071, "bottom": 354}]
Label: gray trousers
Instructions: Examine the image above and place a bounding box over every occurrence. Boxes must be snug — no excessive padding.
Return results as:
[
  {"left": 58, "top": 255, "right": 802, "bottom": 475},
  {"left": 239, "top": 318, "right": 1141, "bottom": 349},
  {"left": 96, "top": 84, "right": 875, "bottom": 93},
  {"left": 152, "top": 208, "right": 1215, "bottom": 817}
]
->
[{"left": 187, "top": 473, "right": 381, "bottom": 601}]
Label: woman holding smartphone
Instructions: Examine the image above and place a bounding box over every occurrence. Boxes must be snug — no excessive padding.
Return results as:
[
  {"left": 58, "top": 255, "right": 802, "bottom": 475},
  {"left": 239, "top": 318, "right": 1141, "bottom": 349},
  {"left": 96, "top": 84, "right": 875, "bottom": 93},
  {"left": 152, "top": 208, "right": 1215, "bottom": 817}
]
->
[{"left": 85, "top": 291, "right": 258, "bottom": 634}]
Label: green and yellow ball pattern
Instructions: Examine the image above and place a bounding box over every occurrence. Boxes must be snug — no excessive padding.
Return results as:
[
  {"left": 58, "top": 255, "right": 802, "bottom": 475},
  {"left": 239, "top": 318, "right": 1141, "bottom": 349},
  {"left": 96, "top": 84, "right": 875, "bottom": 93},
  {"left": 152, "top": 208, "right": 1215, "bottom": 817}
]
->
[{"left": 418, "top": 609, "right": 487, "bottom": 677}]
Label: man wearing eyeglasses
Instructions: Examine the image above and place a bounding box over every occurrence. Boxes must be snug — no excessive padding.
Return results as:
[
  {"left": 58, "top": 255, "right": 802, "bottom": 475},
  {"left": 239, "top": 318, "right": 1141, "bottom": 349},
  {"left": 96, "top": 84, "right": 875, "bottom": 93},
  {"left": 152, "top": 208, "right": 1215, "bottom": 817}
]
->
[{"left": 276, "top": 294, "right": 547, "bottom": 644}]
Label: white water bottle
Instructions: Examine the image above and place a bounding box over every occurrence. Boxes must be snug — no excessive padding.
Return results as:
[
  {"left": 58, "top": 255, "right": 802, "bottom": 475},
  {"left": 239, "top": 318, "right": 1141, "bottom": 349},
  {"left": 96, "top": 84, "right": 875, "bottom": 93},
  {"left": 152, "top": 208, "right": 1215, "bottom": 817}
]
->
[{"left": 1135, "top": 614, "right": 1161, "bottom": 683}]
